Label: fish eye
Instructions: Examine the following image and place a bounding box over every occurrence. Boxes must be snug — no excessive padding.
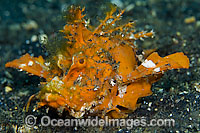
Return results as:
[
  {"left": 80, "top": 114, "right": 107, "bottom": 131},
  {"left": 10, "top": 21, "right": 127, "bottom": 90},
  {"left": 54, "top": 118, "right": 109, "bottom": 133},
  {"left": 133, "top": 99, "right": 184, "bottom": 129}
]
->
[{"left": 79, "top": 59, "right": 84, "bottom": 64}]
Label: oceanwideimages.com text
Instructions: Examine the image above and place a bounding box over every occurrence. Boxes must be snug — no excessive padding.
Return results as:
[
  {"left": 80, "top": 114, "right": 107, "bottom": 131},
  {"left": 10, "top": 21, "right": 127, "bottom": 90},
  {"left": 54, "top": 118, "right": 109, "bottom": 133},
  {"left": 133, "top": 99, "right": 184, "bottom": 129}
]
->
[{"left": 25, "top": 115, "right": 175, "bottom": 129}]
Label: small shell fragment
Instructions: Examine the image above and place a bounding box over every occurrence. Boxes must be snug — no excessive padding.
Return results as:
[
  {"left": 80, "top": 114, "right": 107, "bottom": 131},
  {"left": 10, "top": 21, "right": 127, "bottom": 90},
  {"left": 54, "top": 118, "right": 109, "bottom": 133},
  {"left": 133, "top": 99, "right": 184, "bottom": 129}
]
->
[{"left": 5, "top": 86, "right": 13, "bottom": 93}]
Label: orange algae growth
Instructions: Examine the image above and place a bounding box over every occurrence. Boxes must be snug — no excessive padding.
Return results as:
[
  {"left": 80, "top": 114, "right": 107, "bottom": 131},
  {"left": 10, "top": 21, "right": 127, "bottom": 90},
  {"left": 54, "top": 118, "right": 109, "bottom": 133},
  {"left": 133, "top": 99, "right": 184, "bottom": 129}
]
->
[{"left": 5, "top": 6, "right": 189, "bottom": 118}]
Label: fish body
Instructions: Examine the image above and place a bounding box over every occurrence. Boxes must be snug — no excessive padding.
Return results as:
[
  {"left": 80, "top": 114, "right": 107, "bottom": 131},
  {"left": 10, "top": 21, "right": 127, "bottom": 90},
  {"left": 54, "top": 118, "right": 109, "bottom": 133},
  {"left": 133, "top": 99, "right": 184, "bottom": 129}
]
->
[{"left": 5, "top": 6, "right": 189, "bottom": 118}]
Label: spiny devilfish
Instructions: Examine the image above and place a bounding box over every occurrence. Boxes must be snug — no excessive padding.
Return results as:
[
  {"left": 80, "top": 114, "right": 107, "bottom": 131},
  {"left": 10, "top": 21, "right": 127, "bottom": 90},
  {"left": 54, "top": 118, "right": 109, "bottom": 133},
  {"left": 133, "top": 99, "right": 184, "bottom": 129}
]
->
[{"left": 5, "top": 5, "right": 189, "bottom": 118}]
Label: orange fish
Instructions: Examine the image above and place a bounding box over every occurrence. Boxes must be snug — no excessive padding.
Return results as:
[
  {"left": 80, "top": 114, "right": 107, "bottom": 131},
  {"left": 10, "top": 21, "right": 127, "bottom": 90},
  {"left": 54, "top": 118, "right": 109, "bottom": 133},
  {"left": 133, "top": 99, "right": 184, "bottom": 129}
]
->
[{"left": 5, "top": 5, "right": 189, "bottom": 118}]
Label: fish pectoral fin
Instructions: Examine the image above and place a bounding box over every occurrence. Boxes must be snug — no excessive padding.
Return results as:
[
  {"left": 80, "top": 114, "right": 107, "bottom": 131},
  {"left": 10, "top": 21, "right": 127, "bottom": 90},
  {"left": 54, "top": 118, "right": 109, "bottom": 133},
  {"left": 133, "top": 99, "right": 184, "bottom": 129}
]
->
[
  {"left": 5, "top": 53, "right": 50, "bottom": 79},
  {"left": 126, "top": 52, "right": 189, "bottom": 83}
]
